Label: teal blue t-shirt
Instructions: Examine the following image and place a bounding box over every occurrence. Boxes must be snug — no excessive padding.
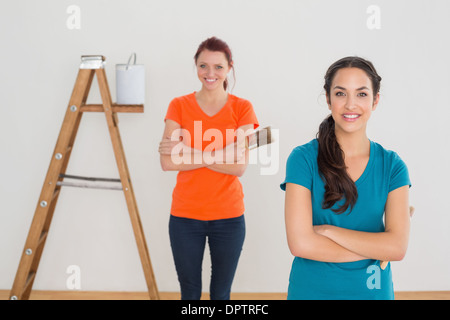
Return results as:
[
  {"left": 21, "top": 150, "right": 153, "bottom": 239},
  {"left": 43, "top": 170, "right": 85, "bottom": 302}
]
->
[{"left": 280, "top": 139, "right": 411, "bottom": 300}]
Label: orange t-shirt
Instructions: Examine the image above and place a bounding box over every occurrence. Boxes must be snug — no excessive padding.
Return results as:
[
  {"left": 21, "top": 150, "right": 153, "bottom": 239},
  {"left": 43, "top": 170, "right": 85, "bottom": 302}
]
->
[{"left": 164, "top": 92, "right": 259, "bottom": 221}]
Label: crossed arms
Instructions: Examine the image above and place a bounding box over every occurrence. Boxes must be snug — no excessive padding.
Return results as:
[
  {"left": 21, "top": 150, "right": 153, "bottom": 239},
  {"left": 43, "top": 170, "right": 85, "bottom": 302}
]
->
[
  {"left": 159, "top": 119, "right": 254, "bottom": 177},
  {"left": 284, "top": 183, "right": 410, "bottom": 263}
]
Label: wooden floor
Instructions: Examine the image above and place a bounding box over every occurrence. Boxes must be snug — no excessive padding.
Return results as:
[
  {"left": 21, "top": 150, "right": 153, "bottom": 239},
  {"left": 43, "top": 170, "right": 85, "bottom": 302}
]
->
[{"left": 1, "top": 290, "right": 449, "bottom": 300}]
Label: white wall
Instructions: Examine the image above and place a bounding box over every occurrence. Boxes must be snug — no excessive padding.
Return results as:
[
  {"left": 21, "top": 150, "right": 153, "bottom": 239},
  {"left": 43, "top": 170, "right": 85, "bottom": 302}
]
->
[{"left": 1, "top": 0, "right": 449, "bottom": 293}]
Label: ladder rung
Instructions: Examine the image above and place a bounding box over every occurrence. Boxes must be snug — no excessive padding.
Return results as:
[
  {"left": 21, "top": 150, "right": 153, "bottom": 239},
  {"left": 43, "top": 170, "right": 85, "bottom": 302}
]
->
[
  {"left": 80, "top": 104, "right": 143, "bottom": 113},
  {"left": 59, "top": 174, "right": 121, "bottom": 183},
  {"left": 57, "top": 181, "right": 123, "bottom": 191},
  {"left": 58, "top": 174, "right": 123, "bottom": 190}
]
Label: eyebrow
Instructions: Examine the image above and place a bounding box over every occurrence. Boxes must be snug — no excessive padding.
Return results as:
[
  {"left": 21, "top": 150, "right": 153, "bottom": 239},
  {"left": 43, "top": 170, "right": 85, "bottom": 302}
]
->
[
  {"left": 333, "top": 86, "right": 370, "bottom": 91},
  {"left": 198, "top": 61, "right": 224, "bottom": 66}
]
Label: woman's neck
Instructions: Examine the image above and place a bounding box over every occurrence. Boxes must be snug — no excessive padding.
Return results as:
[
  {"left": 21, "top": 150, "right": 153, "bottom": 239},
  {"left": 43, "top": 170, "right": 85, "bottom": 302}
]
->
[
  {"left": 196, "top": 87, "right": 228, "bottom": 103},
  {"left": 335, "top": 130, "right": 370, "bottom": 158}
]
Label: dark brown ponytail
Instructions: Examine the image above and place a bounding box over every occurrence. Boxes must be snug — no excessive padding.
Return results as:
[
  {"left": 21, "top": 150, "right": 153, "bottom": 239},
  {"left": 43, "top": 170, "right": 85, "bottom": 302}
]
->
[
  {"left": 317, "top": 114, "right": 358, "bottom": 214},
  {"left": 317, "top": 56, "right": 382, "bottom": 214}
]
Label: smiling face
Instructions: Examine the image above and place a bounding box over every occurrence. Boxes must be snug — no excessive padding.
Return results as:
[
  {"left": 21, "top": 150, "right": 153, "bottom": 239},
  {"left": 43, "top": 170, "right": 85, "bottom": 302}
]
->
[
  {"left": 327, "top": 67, "right": 380, "bottom": 136},
  {"left": 196, "top": 49, "right": 231, "bottom": 92}
]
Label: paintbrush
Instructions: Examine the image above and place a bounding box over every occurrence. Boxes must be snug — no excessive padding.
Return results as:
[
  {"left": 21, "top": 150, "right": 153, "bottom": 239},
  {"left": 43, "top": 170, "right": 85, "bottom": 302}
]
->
[{"left": 246, "top": 126, "right": 274, "bottom": 150}]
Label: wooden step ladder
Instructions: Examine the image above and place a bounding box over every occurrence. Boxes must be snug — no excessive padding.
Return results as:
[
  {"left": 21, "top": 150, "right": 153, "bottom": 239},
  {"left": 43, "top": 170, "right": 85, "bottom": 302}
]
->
[{"left": 9, "top": 55, "right": 159, "bottom": 300}]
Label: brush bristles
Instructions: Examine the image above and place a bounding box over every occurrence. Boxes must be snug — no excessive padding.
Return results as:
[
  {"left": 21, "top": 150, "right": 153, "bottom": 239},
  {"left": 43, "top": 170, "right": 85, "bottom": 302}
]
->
[{"left": 247, "top": 126, "right": 273, "bottom": 150}]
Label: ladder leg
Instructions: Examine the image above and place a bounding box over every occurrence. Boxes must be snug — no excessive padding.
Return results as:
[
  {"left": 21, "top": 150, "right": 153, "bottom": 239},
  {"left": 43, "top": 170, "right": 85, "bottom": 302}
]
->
[
  {"left": 10, "top": 69, "right": 95, "bottom": 300},
  {"left": 96, "top": 68, "right": 160, "bottom": 300}
]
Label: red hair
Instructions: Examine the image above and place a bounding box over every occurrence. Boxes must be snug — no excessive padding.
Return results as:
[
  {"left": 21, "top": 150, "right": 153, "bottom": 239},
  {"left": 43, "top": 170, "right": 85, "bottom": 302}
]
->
[{"left": 194, "top": 37, "right": 235, "bottom": 91}]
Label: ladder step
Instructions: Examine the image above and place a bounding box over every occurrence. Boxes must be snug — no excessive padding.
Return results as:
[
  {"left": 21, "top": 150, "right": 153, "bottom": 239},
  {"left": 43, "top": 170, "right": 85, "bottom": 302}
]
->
[
  {"left": 57, "top": 174, "right": 122, "bottom": 191},
  {"left": 59, "top": 174, "right": 121, "bottom": 183},
  {"left": 56, "top": 181, "right": 123, "bottom": 191},
  {"left": 80, "top": 104, "right": 143, "bottom": 113}
]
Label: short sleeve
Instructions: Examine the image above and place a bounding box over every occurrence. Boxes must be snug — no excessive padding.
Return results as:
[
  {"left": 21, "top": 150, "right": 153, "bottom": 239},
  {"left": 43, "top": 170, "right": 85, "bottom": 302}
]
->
[
  {"left": 237, "top": 99, "right": 259, "bottom": 130},
  {"left": 164, "top": 98, "right": 182, "bottom": 125},
  {"left": 389, "top": 152, "right": 411, "bottom": 193},
  {"left": 280, "top": 146, "right": 314, "bottom": 191}
]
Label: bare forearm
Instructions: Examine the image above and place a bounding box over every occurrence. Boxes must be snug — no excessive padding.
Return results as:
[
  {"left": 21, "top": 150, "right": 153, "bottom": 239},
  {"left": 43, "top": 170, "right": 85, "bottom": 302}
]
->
[
  {"left": 160, "top": 154, "right": 209, "bottom": 171},
  {"left": 160, "top": 141, "right": 217, "bottom": 172},
  {"left": 207, "top": 149, "right": 248, "bottom": 177},
  {"left": 319, "top": 225, "right": 408, "bottom": 261},
  {"left": 285, "top": 183, "right": 367, "bottom": 263},
  {"left": 313, "top": 187, "right": 411, "bottom": 262},
  {"left": 289, "top": 232, "right": 367, "bottom": 263},
  {"left": 161, "top": 141, "right": 247, "bottom": 175}
]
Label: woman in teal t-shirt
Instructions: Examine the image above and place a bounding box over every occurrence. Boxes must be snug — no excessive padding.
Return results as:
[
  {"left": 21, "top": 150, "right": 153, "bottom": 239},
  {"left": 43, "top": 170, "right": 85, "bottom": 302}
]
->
[{"left": 281, "top": 56, "right": 411, "bottom": 300}]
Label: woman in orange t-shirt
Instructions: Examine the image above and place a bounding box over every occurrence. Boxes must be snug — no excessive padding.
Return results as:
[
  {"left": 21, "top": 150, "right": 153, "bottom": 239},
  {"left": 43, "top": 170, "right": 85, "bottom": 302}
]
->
[{"left": 159, "top": 37, "right": 258, "bottom": 300}]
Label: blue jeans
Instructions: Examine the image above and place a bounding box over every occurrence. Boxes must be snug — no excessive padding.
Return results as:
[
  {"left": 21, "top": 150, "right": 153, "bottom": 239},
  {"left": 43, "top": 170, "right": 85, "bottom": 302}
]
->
[{"left": 169, "top": 214, "right": 246, "bottom": 300}]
